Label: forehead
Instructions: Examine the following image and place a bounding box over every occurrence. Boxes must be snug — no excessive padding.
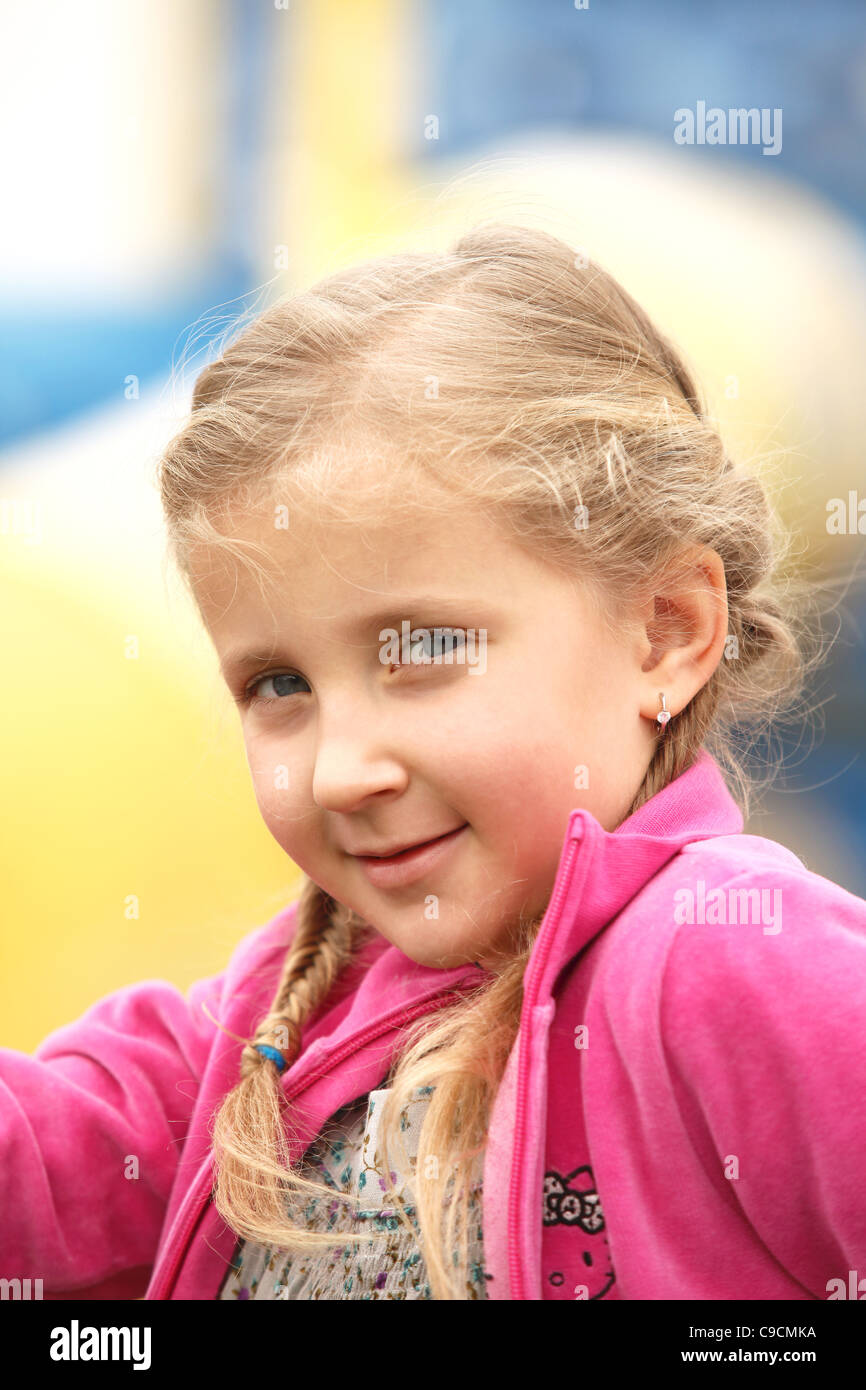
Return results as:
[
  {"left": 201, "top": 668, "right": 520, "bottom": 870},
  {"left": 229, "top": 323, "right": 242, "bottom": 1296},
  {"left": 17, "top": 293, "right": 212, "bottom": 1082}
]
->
[{"left": 185, "top": 483, "right": 537, "bottom": 633}]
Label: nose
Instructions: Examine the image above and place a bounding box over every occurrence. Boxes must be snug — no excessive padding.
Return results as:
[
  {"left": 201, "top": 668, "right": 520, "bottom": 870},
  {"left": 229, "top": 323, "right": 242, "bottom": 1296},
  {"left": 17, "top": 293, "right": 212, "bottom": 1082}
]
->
[{"left": 311, "top": 724, "right": 409, "bottom": 814}]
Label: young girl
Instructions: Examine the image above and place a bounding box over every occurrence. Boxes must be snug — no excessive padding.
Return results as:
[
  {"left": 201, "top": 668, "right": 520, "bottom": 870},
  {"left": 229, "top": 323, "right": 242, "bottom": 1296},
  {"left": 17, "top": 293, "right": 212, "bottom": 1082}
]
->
[{"left": 4, "top": 222, "right": 865, "bottom": 1302}]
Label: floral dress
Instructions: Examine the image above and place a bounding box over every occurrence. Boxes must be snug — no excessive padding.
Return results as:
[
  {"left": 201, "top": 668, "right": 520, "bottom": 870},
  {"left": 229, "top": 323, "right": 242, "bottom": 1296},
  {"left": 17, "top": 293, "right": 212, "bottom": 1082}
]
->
[{"left": 218, "top": 1085, "right": 490, "bottom": 1300}]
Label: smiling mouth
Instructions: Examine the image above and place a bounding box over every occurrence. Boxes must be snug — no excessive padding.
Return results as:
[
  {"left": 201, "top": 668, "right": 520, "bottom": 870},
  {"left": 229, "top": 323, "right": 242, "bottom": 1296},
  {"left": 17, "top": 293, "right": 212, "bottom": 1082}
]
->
[
  {"left": 356, "top": 826, "right": 467, "bottom": 861},
  {"left": 351, "top": 824, "right": 469, "bottom": 890}
]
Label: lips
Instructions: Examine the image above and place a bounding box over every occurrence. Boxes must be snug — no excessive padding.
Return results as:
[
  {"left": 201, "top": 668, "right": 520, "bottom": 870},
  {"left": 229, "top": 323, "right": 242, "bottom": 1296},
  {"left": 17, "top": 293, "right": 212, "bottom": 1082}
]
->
[
  {"left": 353, "top": 827, "right": 465, "bottom": 859},
  {"left": 352, "top": 824, "right": 468, "bottom": 890}
]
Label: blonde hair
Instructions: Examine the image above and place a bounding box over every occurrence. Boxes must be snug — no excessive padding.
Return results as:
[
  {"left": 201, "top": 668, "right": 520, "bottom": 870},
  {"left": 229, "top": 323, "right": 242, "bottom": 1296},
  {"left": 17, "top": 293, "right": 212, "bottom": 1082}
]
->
[{"left": 156, "top": 221, "right": 828, "bottom": 1299}]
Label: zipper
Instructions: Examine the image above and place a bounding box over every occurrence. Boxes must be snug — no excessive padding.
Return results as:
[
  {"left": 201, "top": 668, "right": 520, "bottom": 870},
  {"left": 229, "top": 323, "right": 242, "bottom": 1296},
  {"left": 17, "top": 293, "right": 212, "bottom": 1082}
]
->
[
  {"left": 507, "top": 835, "right": 581, "bottom": 1300},
  {"left": 148, "top": 982, "right": 477, "bottom": 1300}
]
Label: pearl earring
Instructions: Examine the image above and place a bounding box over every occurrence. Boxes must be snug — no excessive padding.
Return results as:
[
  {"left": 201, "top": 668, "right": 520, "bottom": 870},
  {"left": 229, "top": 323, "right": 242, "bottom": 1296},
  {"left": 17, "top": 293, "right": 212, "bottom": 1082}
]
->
[{"left": 656, "top": 692, "right": 671, "bottom": 730}]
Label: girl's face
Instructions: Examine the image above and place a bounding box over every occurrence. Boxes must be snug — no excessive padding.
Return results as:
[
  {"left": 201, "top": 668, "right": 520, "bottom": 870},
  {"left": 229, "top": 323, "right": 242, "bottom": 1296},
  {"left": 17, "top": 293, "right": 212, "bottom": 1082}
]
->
[{"left": 190, "top": 490, "right": 658, "bottom": 971}]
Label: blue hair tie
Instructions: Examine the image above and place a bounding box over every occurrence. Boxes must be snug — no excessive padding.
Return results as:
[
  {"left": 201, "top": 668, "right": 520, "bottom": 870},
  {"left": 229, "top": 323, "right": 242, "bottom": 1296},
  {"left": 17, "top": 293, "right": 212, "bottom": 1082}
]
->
[{"left": 254, "top": 1044, "right": 287, "bottom": 1072}]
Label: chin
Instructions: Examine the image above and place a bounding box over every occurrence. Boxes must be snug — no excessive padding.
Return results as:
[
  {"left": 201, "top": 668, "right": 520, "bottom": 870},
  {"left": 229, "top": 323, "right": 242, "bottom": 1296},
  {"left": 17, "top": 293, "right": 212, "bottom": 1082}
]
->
[{"left": 393, "top": 936, "right": 482, "bottom": 972}]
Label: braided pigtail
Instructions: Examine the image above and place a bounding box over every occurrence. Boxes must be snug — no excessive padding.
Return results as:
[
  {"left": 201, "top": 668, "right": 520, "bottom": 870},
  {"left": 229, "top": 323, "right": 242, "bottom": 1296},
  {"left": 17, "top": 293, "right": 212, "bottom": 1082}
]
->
[{"left": 211, "top": 877, "right": 365, "bottom": 1245}]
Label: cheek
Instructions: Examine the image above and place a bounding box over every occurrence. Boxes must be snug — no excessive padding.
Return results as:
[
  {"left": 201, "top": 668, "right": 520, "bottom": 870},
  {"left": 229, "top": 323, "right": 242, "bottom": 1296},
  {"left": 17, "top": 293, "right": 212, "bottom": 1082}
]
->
[
  {"left": 253, "top": 778, "right": 281, "bottom": 824},
  {"left": 251, "top": 780, "right": 289, "bottom": 844},
  {"left": 449, "top": 692, "right": 576, "bottom": 826},
  {"left": 252, "top": 781, "right": 326, "bottom": 869},
  {"left": 244, "top": 742, "right": 306, "bottom": 841}
]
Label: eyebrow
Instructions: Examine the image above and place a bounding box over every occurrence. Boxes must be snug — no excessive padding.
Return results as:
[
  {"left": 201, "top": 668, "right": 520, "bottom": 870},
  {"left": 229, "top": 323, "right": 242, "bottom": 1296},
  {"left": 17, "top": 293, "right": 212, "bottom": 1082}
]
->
[{"left": 219, "top": 596, "right": 493, "bottom": 680}]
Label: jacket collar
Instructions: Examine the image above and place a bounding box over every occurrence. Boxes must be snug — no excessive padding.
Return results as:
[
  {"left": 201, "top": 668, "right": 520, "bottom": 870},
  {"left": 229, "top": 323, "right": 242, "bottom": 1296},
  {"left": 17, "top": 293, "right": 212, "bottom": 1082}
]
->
[{"left": 533, "top": 749, "right": 744, "bottom": 999}]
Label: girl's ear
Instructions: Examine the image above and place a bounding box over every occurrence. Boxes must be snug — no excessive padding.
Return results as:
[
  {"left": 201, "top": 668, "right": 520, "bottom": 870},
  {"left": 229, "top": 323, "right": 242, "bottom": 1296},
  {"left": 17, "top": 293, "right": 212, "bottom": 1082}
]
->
[{"left": 636, "top": 546, "right": 729, "bottom": 722}]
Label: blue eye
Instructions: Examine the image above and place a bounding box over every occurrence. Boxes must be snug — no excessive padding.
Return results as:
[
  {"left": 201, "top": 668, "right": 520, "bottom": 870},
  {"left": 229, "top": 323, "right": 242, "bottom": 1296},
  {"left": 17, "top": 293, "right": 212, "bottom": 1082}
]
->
[
  {"left": 242, "top": 629, "right": 469, "bottom": 706},
  {"left": 245, "top": 672, "right": 310, "bottom": 704},
  {"left": 401, "top": 630, "right": 467, "bottom": 664}
]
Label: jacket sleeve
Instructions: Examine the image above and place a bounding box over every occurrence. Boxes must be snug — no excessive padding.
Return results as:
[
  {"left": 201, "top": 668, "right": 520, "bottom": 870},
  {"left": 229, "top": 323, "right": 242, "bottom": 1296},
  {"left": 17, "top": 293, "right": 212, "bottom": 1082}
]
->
[
  {"left": 659, "top": 864, "right": 866, "bottom": 1300},
  {"left": 0, "top": 966, "right": 228, "bottom": 1300}
]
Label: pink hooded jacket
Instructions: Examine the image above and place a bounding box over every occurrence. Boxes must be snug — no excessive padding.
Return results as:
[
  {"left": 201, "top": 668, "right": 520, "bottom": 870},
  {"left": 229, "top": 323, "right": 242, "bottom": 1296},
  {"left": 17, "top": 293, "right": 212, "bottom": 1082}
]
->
[{"left": 3, "top": 750, "right": 866, "bottom": 1301}]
